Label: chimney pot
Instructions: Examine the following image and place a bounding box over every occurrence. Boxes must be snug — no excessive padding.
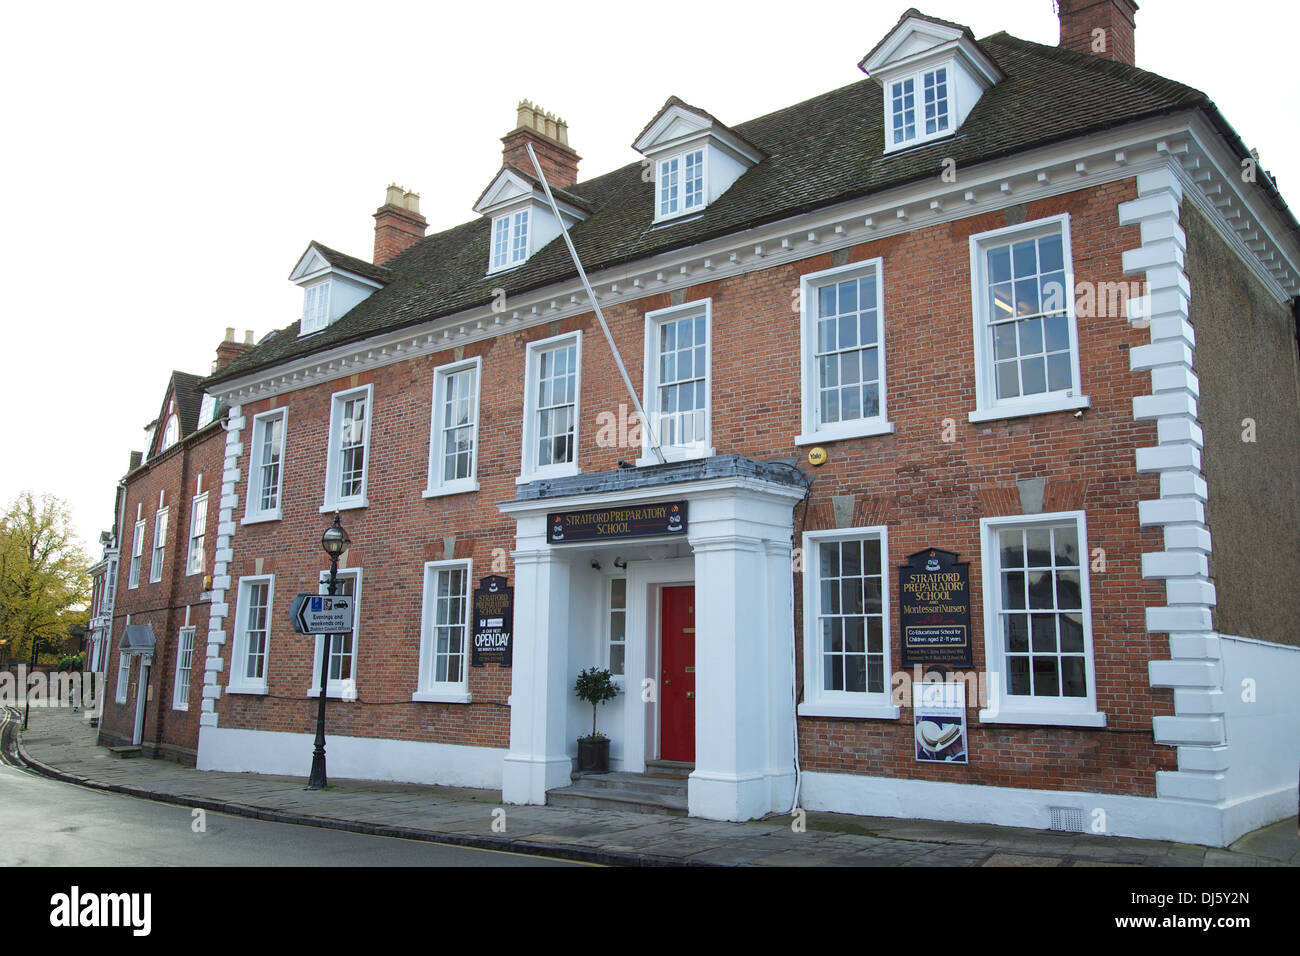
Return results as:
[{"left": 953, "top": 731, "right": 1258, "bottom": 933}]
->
[
  {"left": 501, "top": 100, "right": 581, "bottom": 189},
  {"left": 374, "top": 183, "right": 428, "bottom": 265},
  {"left": 215, "top": 327, "right": 253, "bottom": 372}
]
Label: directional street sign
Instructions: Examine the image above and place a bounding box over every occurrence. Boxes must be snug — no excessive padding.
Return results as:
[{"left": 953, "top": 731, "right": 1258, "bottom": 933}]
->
[{"left": 290, "top": 593, "right": 354, "bottom": 635}]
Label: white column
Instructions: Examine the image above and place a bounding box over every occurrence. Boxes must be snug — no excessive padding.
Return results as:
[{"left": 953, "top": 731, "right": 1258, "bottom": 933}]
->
[
  {"left": 686, "top": 485, "right": 800, "bottom": 821},
  {"left": 501, "top": 545, "right": 574, "bottom": 804}
]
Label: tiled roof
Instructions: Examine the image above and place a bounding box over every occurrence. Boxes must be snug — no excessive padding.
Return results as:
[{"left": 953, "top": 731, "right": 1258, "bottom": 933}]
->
[
  {"left": 171, "top": 371, "right": 205, "bottom": 437},
  {"left": 206, "top": 30, "right": 1218, "bottom": 388},
  {"left": 308, "top": 242, "right": 394, "bottom": 285}
]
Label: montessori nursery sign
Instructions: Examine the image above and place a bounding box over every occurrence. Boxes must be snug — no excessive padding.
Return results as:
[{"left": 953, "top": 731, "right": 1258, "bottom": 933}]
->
[
  {"left": 898, "top": 548, "right": 973, "bottom": 668},
  {"left": 471, "top": 575, "right": 513, "bottom": 667},
  {"left": 547, "top": 501, "right": 687, "bottom": 543}
]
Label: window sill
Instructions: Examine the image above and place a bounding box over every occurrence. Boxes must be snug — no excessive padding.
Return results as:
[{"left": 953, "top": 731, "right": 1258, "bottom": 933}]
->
[
  {"left": 320, "top": 498, "right": 368, "bottom": 514},
  {"left": 516, "top": 465, "right": 580, "bottom": 485},
  {"left": 969, "top": 394, "right": 1090, "bottom": 424},
  {"left": 225, "top": 684, "right": 268, "bottom": 696},
  {"left": 978, "top": 707, "right": 1107, "bottom": 728},
  {"left": 307, "top": 688, "right": 358, "bottom": 700},
  {"left": 882, "top": 130, "right": 956, "bottom": 155},
  {"left": 423, "top": 479, "right": 479, "bottom": 499},
  {"left": 796, "top": 419, "right": 895, "bottom": 446},
  {"left": 411, "top": 690, "right": 472, "bottom": 704},
  {"left": 798, "top": 700, "right": 901, "bottom": 720},
  {"left": 241, "top": 511, "right": 282, "bottom": 526},
  {"left": 172, "top": 704, "right": 189, "bottom": 712},
  {"left": 636, "top": 446, "right": 715, "bottom": 468}
]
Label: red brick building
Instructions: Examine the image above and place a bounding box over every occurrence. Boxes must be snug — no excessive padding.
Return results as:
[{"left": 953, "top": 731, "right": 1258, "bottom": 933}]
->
[
  {"left": 99, "top": 335, "right": 249, "bottom": 761},
  {"left": 179, "top": 4, "right": 1299, "bottom": 845}
]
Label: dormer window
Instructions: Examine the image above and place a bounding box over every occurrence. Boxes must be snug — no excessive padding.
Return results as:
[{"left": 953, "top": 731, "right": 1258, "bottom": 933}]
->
[
  {"left": 634, "top": 97, "right": 763, "bottom": 225},
  {"left": 474, "top": 167, "right": 589, "bottom": 275},
  {"left": 658, "top": 149, "right": 705, "bottom": 219},
  {"left": 301, "top": 280, "right": 330, "bottom": 335},
  {"left": 491, "top": 209, "right": 530, "bottom": 271},
  {"left": 288, "top": 242, "right": 391, "bottom": 338},
  {"left": 890, "top": 66, "right": 950, "bottom": 148},
  {"left": 860, "top": 11, "right": 1003, "bottom": 155}
]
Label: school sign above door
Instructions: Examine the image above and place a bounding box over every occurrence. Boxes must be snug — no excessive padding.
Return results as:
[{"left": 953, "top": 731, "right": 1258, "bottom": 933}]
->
[
  {"left": 898, "top": 548, "right": 973, "bottom": 668},
  {"left": 547, "top": 501, "right": 687, "bottom": 543}
]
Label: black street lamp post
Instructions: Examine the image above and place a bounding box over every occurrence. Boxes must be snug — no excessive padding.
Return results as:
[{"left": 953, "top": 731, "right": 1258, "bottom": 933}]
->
[{"left": 308, "top": 513, "right": 350, "bottom": 791}]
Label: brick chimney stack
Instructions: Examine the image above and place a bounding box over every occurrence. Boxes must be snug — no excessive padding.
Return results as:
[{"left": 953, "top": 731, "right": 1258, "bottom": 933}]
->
[
  {"left": 1058, "top": 0, "right": 1138, "bottom": 66},
  {"left": 215, "top": 327, "right": 255, "bottom": 372},
  {"left": 373, "top": 184, "right": 427, "bottom": 265},
  {"left": 501, "top": 100, "right": 581, "bottom": 189}
]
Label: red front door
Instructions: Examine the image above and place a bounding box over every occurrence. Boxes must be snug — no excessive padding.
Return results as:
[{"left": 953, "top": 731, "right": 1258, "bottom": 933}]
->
[{"left": 659, "top": 586, "right": 695, "bottom": 762}]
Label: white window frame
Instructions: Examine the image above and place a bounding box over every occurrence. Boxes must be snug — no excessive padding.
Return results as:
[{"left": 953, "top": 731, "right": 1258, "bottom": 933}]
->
[
  {"left": 128, "top": 520, "right": 144, "bottom": 589},
  {"left": 518, "top": 331, "right": 582, "bottom": 483},
  {"left": 228, "top": 574, "right": 274, "bottom": 694},
  {"left": 310, "top": 567, "right": 361, "bottom": 700},
  {"left": 149, "top": 508, "right": 168, "bottom": 583},
  {"left": 413, "top": 559, "right": 473, "bottom": 703},
  {"left": 639, "top": 299, "right": 713, "bottom": 464},
  {"left": 968, "top": 214, "right": 1089, "bottom": 422},
  {"left": 489, "top": 208, "right": 530, "bottom": 272},
  {"left": 244, "top": 408, "right": 287, "bottom": 523},
  {"left": 172, "top": 626, "right": 195, "bottom": 711},
  {"left": 160, "top": 413, "right": 180, "bottom": 451},
  {"left": 424, "top": 356, "right": 482, "bottom": 498},
  {"left": 186, "top": 493, "right": 207, "bottom": 576},
  {"left": 798, "top": 525, "right": 898, "bottom": 719},
  {"left": 321, "top": 384, "right": 373, "bottom": 512},
  {"left": 300, "top": 278, "right": 330, "bottom": 335},
  {"left": 605, "top": 574, "right": 628, "bottom": 681},
  {"left": 115, "top": 647, "right": 131, "bottom": 704},
  {"left": 884, "top": 63, "right": 955, "bottom": 152},
  {"left": 797, "top": 258, "right": 894, "bottom": 445},
  {"left": 654, "top": 147, "right": 708, "bottom": 222},
  {"left": 978, "top": 510, "right": 1104, "bottom": 728}
]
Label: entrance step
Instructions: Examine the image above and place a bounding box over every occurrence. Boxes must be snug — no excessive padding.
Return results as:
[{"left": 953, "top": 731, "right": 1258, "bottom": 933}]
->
[
  {"left": 107, "top": 746, "right": 142, "bottom": 759},
  {"left": 548, "top": 770, "right": 689, "bottom": 816},
  {"left": 644, "top": 759, "right": 693, "bottom": 780}
]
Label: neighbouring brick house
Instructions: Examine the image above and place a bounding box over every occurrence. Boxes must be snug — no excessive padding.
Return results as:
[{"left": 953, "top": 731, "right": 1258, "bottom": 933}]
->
[
  {"left": 164, "top": 2, "right": 1299, "bottom": 846},
  {"left": 98, "top": 334, "right": 250, "bottom": 760}
]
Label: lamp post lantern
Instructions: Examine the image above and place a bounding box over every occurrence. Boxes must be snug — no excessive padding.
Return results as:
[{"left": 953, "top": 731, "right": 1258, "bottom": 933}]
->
[{"left": 307, "top": 513, "right": 349, "bottom": 791}]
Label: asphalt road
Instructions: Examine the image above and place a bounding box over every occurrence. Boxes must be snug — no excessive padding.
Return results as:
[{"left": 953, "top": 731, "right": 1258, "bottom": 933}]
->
[{"left": 0, "top": 709, "right": 580, "bottom": 867}]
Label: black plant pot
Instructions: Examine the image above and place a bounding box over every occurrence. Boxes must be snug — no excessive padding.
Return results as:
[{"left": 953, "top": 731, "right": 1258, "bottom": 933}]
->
[{"left": 576, "top": 736, "right": 611, "bottom": 773}]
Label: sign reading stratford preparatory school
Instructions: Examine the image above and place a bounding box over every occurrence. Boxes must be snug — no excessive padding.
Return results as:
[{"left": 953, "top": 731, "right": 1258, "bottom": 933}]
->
[
  {"left": 547, "top": 501, "right": 687, "bottom": 544},
  {"left": 898, "top": 549, "right": 972, "bottom": 668},
  {"left": 471, "top": 575, "right": 513, "bottom": 667}
]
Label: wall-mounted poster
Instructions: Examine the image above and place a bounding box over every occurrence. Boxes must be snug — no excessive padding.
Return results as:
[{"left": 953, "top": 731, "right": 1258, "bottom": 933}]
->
[
  {"left": 913, "top": 680, "right": 968, "bottom": 764},
  {"left": 471, "top": 575, "right": 513, "bottom": 667},
  {"left": 898, "top": 548, "right": 973, "bottom": 668}
]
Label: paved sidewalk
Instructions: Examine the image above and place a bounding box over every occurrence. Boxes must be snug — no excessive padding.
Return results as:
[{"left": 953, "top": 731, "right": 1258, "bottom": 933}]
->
[{"left": 11, "top": 706, "right": 1298, "bottom": 867}]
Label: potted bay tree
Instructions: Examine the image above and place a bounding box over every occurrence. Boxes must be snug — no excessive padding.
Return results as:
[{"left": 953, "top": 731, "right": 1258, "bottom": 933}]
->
[{"left": 574, "top": 666, "right": 620, "bottom": 773}]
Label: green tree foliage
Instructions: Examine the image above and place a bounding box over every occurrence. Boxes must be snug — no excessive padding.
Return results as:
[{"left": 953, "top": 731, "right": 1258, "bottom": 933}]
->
[{"left": 0, "top": 493, "right": 91, "bottom": 665}]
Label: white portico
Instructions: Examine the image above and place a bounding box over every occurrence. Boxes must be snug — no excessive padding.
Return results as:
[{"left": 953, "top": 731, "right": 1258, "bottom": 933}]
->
[{"left": 498, "top": 455, "right": 809, "bottom": 821}]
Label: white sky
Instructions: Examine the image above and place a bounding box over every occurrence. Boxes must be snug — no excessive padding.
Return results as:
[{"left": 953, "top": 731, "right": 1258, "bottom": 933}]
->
[{"left": 2, "top": 0, "right": 1297, "bottom": 559}]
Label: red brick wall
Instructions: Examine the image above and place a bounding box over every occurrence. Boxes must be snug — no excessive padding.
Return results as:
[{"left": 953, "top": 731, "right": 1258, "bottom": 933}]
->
[
  {"left": 101, "top": 425, "right": 224, "bottom": 763},
  {"left": 214, "top": 176, "right": 1176, "bottom": 796}
]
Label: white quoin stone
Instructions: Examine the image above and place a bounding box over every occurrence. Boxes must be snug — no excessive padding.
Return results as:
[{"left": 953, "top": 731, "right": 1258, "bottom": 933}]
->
[
  {"left": 1153, "top": 715, "right": 1225, "bottom": 746},
  {"left": 1156, "top": 770, "right": 1228, "bottom": 802},
  {"left": 1149, "top": 659, "right": 1220, "bottom": 688}
]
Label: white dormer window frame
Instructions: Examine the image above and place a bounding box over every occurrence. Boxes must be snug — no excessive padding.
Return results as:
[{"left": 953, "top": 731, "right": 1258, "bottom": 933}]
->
[
  {"left": 885, "top": 62, "right": 955, "bottom": 152},
  {"left": 490, "top": 208, "right": 531, "bottom": 273},
  {"left": 656, "top": 147, "right": 707, "bottom": 221},
  {"left": 860, "top": 13, "right": 1004, "bottom": 156},
  {"left": 301, "top": 279, "right": 331, "bottom": 335}
]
